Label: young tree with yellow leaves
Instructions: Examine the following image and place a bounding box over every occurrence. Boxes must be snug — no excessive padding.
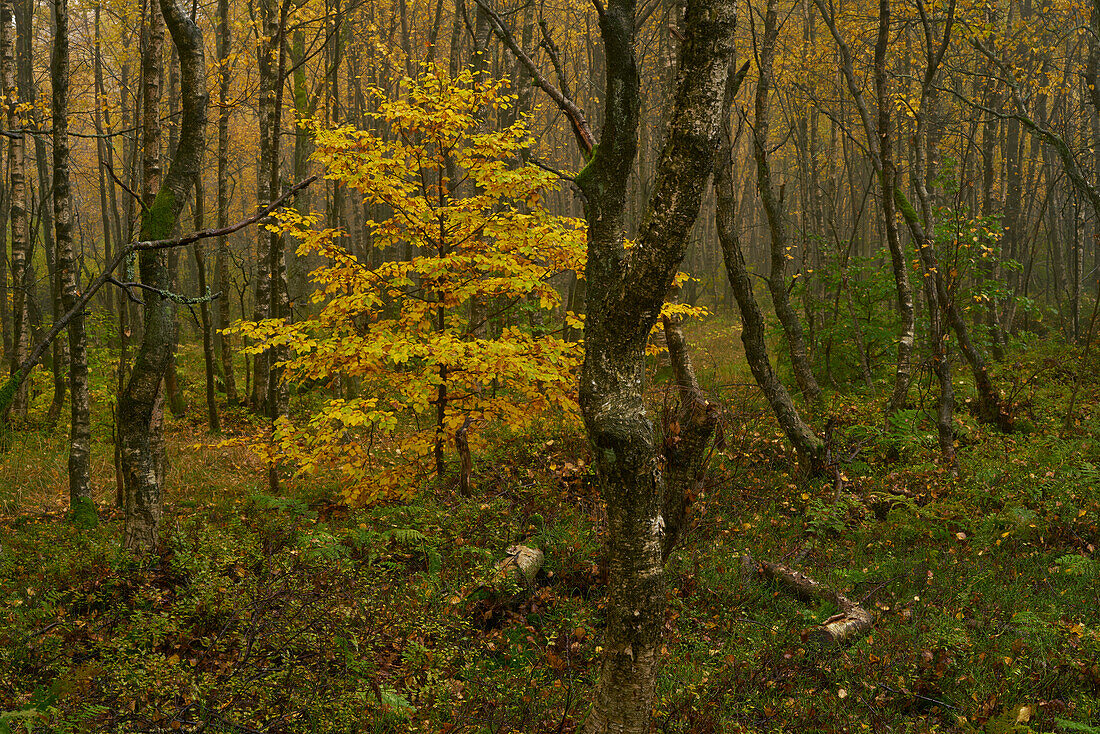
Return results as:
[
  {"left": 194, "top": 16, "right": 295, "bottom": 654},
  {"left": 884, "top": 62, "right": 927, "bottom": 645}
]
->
[{"left": 235, "top": 68, "right": 586, "bottom": 504}]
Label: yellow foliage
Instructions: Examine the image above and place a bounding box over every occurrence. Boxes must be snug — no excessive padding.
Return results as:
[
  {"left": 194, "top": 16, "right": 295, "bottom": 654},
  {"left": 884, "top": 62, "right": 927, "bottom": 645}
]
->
[{"left": 230, "top": 66, "right": 587, "bottom": 505}]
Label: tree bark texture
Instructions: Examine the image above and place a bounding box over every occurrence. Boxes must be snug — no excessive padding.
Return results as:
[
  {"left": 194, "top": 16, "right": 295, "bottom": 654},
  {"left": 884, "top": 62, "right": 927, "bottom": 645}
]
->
[
  {"left": 715, "top": 64, "right": 824, "bottom": 475},
  {"left": 120, "top": 0, "right": 207, "bottom": 552},
  {"left": 261, "top": 0, "right": 290, "bottom": 493},
  {"left": 576, "top": 0, "right": 736, "bottom": 728},
  {"left": 753, "top": 0, "right": 820, "bottom": 405},
  {"left": 2, "top": 0, "right": 28, "bottom": 419},
  {"left": 52, "top": 0, "right": 95, "bottom": 523}
]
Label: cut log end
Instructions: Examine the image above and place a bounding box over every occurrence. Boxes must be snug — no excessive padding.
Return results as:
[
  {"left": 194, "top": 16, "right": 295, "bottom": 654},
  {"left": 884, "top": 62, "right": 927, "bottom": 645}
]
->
[
  {"left": 752, "top": 556, "right": 875, "bottom": 645},
  {"left": 495, "top": 545, "right": 544, "bottom": 589}
]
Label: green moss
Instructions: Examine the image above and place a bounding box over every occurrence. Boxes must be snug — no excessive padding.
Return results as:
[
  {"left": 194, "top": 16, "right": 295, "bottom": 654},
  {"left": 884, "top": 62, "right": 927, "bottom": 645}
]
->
[
  {"left": 140, "top": 188, "right": 178, "bottom": 240},
  {"left": 893, "top": 186, "right": 921, "bottom": 227},
  {"left": 573, "top": 143, "right": 600, "bottom": 193},
  {"left": 69, "top": 496, "right": 99, "bottom": 528},
  {"left": 0, "top": 371, "right": 21, "bottom": 415}
]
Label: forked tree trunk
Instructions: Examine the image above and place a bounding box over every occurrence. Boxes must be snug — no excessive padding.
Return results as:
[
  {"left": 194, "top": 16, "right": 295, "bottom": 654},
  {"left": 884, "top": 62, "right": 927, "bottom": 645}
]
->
[
  {"left": 753, "top": 0, "right": 820, "bottom": 404},
  {"left": 576, "top": 0, "right": 736, "bottom": 728},
  {"left": 120, "top": 0, "right": 207, "bottom": 552},
  {"left": 715, "top": 65, "right": 825, "bottom": 476}
]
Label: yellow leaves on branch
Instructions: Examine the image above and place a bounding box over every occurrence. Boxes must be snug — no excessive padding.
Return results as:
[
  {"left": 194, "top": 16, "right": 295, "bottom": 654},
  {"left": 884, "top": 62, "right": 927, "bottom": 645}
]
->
[{"left": 231, "top": 65, "right": 588, "bottom": 506}]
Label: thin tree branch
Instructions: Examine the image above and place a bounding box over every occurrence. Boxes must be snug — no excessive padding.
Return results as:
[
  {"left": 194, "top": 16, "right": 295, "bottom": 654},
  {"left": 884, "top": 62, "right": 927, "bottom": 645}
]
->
[
  {"left": 473, "top": 0, "right": 596, "bottom": 157},
  {"left": 0, "top": 175, "right": 319, "bottom": 413}
]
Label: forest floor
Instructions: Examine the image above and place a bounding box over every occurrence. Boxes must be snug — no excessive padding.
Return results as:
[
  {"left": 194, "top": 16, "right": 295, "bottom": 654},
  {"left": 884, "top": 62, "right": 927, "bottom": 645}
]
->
[{"left": 1, "top": 319, "right": 1099, "bottom": 733}]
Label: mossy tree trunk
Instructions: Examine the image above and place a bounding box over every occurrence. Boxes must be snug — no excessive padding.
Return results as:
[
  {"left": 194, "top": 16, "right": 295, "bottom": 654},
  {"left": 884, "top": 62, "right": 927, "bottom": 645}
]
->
[
  {"left": 576, "top": 0, "right": 736, "bottom": 728},
  {"left": 119, "top": 0, "right": 207, "bottom": 552}
]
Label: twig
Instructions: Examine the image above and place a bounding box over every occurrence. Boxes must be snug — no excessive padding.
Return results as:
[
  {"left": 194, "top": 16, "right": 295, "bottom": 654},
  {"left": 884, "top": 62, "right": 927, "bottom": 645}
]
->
[{"left": 0, "top": 175, "right": 319, "bottom": 415}]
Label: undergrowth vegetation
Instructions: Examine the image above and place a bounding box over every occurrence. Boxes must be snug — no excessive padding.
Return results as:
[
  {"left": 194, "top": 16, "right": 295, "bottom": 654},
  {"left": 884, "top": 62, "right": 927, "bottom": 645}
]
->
[{"left": 1, "top": 325, "right": 1099, "bottom": 733}]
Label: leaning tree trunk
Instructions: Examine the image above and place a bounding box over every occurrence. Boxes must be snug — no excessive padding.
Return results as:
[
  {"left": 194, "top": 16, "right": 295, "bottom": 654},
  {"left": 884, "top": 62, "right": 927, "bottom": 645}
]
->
[
  {"left": 53, "top": 0, "right": 95, "bottom": 524},
  {"left": 119, "top": 0, "right": 207, "bottom": 552},
  {"left": 715, "top": 64, "right": 825, "bottom": 476},
  {"left": 576, "top": 0, "right": 736, "bottom": 728},
  {"left": 753, "top": 0, "right": 820, "bottom": 405}
]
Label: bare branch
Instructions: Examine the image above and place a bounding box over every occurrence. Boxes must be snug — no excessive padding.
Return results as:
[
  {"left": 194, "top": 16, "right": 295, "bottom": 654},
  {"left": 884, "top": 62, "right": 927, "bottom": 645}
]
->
[
  {"left": 0, "top": 175, "right": 319, "bottom": 412},
  {"left": 474, "top": 0, "right": 596, "bottom": 157}
]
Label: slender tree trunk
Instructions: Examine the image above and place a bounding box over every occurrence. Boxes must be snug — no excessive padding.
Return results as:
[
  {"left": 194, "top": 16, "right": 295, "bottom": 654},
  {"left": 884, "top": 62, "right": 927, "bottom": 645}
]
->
[
  {"left": 193, "top": 177, "right": 219, "bottom": 434},
  {"left": 753, "top": 0, "right": 820, "bottom": 404},
  {"left": 3, "top": 0, "right": 29, "bottom": 420},
  {"left": 14, "top": 0, "right": 64, "bottom": 425},
  {"left": 53, "top": 0, "right": 94, "bottom": 523},
  {"left": 120, "top": 0, "right": 207, "bottom": 552},
  {"left": 214, "top": 0, "right": 238, "bottom": 405},
  {"left": 251, "top": 0, "right": 276, "bottom": 414},
  {"left": 0, "top": 166, "right": 7, "bottom": 360},
  {"left": 716, "top": 66, "right": 825, "bottom": 475},
  {"left": 873, "top": 0, "right": 916, "bottom": 415},
  {"left": 815, "top": 0, "right": 916, "bottom": 417},
  {"left": 261, "top": 0, "right": 289, "bottom": 493},
  {"left": 92, "top": 6, "right": 116, "bottom": 316}
]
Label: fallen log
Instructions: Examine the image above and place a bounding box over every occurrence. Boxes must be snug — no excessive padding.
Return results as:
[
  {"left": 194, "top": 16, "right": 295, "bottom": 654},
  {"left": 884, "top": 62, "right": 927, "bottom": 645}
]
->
[{"left": 745, "top": 554, "right": 875, "bottom": 644}]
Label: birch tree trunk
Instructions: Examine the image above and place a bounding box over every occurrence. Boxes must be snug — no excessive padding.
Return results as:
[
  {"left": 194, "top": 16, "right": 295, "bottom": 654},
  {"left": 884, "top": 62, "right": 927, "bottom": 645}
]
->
[
  {"left": 53, "top": 0, "right": 95, "bottom": 523},
  {"left": 259, "top": 0, "right": 289, "bottom": 492},
  {"left": 120, "top": 0, "right": 207, "bottom": 552},
  {"left": 2, "top": 0, "right": 29, "bottom": 420},
  {"left": 576, "top": 0, "right": 736, "bottom": 728}
]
